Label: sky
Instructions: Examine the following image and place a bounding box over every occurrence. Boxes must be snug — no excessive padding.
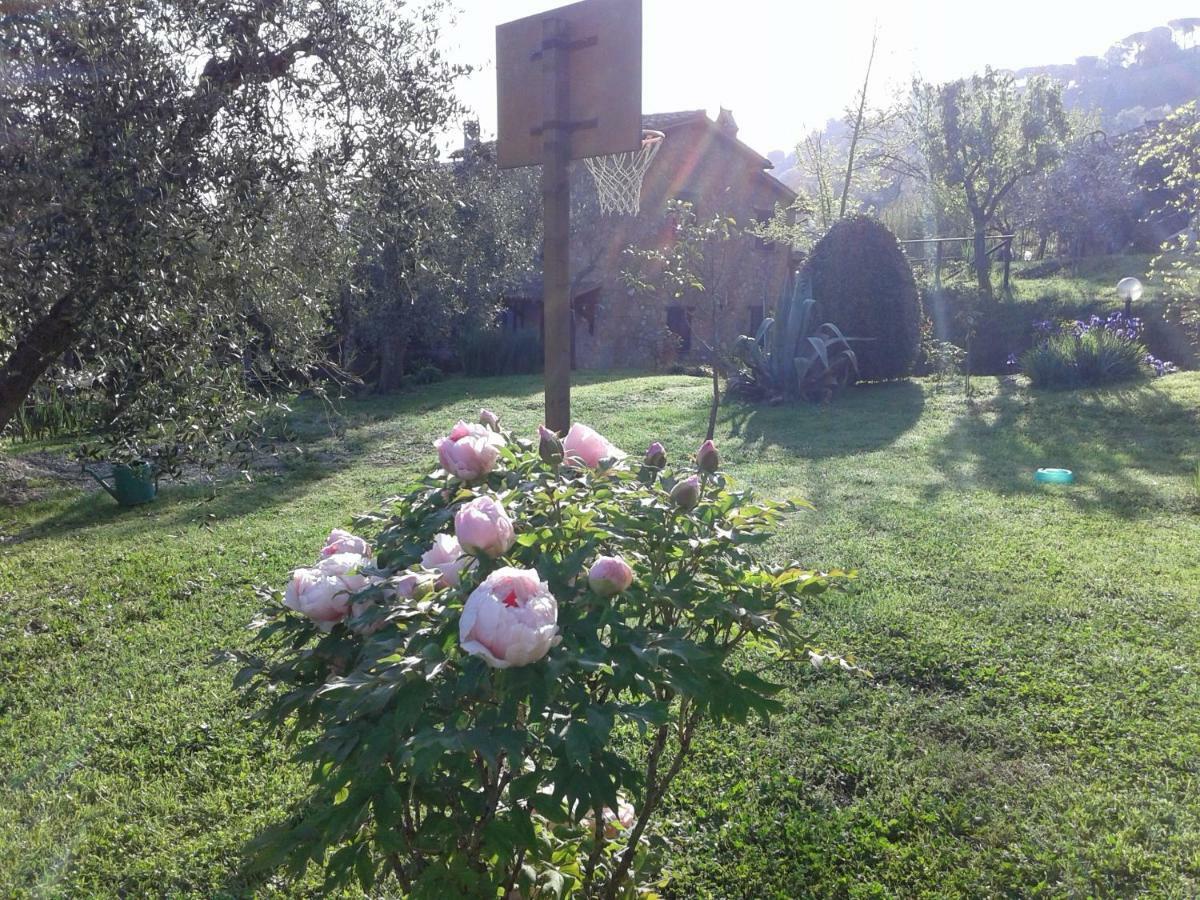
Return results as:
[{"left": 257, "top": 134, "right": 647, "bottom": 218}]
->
[{"left": 443, "top": 0, "right": 1194, "bottom": 156}]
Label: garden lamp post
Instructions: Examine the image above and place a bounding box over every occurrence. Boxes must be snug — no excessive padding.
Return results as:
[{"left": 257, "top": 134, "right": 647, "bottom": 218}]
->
[{"left": 1116, "top": 276, "right": 1143, "bottom": 320}]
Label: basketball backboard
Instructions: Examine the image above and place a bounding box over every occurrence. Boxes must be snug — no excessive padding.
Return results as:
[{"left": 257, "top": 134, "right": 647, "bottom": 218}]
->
[{"left": 495, "top": 0, "right": 642, "bottom": 169}]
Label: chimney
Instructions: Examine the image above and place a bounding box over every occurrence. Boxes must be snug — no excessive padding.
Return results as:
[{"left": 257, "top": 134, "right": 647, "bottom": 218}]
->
[
  {"left": 716, "top": 107, "right": 738, "bottom": 137},
  {"left": 464, "top": 119, "right": 481, "bottom": 151}
]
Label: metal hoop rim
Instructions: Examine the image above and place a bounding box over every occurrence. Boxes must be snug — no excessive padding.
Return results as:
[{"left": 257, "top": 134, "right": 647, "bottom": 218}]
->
[{"left": 640, "top": 129, "right": 665, "bottom": 148}]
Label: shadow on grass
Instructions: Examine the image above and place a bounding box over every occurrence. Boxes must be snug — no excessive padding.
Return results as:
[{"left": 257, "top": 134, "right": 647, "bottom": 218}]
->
[
  {"left": 10, "top": 371, "right": 684, "bottom": 543},
  {"left": 926, "top": 376, "right": 1198, "bottom": 516},
  {"left": 724, "top": 380, "right": 926, "bottom": 460},
  {"left": 10, "top": 463, "right": 337, "bottom": 545},
  {"left": 305, "top": 370, "right": 667, "bottom": 430}
]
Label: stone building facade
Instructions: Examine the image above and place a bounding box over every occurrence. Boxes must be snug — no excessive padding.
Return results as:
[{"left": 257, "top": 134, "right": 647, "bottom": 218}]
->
[{"left": 502, "top": 108, "right": 797, "bottom": 370}]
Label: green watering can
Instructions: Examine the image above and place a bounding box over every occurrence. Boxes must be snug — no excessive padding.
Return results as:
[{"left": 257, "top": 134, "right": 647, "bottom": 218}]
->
[{"left": 83, "top": 461, "right": 158, "bottom": 507}]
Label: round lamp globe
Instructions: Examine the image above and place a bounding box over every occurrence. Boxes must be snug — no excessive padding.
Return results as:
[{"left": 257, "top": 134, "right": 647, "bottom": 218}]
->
[{"left": 1116, "top": 277, "right": 1143, "bottom": 303}]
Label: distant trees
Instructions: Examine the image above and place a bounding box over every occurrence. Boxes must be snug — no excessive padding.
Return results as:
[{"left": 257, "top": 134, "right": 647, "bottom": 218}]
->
[
  {"left": 777, "top": 20, "right": 1200, "bottom": 272},
  {"left": 1006, "top": 129, "right": 1139, "bottom": 259},
  {"left": 914, "top": 69, "right": 1070, "bottom": 297}
]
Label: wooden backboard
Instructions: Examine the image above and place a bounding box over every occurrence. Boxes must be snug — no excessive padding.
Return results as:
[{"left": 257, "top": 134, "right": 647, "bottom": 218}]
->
[{"left": 495, "top": 0, "right": 642, "bottom": 169}]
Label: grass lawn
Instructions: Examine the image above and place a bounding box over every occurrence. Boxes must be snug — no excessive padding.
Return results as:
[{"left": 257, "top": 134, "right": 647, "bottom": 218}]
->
[{"left": 2, "top": 372, "right": 1199, "bottom": 897}]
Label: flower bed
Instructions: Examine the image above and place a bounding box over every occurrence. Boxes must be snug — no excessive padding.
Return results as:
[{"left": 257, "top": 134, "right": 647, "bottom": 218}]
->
[
  {"left": 1020, "top": 313, "right": 1176, "bottom": 388},
  {"left": 233, "top": 411, "right": 854, "bottom": 897}
]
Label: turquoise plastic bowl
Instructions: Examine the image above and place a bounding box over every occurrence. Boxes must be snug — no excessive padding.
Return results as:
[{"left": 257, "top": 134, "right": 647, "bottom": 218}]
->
[{"left": 1035, "top": 468, "right": 1075, "bottom": 485}]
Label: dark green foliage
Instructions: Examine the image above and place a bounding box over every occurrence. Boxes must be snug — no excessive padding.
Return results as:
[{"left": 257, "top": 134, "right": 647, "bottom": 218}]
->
[
  {"left": 409, "top": 365, "right": 444, "bottom": 386},
  {"left": 235, "top": 418, "right": 848, "bottom": 893},
  {"left": 1022, "top": 330, "right": 1148, "bottom": 389},
  {"left": 920, "top": 255, "right": 1197, "bottom": 375},
  {"left": 461, "top": 329, "right": 544, "bottom": 377},
  {"left": 804, "top": 216, "right": 921, "bottom": 381}
]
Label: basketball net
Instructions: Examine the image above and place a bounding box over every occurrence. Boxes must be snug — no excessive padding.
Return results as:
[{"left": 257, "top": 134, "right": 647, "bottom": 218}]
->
[{"left": 583, "top": 130, "right": 664, "bottom": 215}]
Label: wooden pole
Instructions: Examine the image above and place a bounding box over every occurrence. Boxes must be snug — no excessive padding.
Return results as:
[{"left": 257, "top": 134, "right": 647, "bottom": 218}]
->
[{"left": 541, "top": 17, "right": 571, "bottom": 432}]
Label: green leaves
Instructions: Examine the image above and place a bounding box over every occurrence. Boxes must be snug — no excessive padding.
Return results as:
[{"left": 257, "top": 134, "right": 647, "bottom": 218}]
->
[{"left": 237, "top": 428, "right": 854, "bottom": 893}]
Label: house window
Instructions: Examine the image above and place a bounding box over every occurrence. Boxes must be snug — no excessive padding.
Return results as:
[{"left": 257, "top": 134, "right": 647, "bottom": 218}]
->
[
  {"left": 666, "top": 305, "right": 692, "bottom": 354},
  {"left": 747, "top": 305, "right": 764, "bottom": 337}
]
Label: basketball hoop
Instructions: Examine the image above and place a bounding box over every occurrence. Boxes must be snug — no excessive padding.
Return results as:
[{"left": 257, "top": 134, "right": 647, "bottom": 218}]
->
[{"left": 584, "top": 129, "right": 663, "bottom": 215}]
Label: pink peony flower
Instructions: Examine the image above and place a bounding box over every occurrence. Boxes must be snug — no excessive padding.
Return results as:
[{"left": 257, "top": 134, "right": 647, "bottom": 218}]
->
[
  {"left": 455, "top": 495, "right": 516, "bottom": 558},
  {"left": 643, "top": 441, "right": 667, "bottom": 469},
  {"left": 284, "top": 551, "right": 369, "bottom": 631},
  {"left": 315, "top": 551, "right": 372, "bottom": 591},
  {"left": 435, "top": 420, "right": 505, "bottom": 481},
  {"left": 459, "top": 567, "right": 559, "bottom": 668},
  {"left": 321, "top": 528, "right": 371, "bottom": 558},
  {"left": 588, "top": 555, "right": 634, "bottom": 597},
  {"left": 479, "top": 408, "right": 500, "bottom": 429},
  {"left": 696, "top": 439, "right": 720, "bottom": 473},
  {"left": 421, "top": 533, "right": 475, "bottom": 587},
  {"left": 583, "top": 797, "right": 637, "bottom": 839},
  {"left": 562, "top": 422, "right": 625, "bottom": 468}
]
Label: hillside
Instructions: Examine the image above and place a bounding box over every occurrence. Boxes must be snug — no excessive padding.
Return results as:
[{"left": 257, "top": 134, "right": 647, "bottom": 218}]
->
[{"left": 769, "top": 18, "right": 1200, "bottom": 187}]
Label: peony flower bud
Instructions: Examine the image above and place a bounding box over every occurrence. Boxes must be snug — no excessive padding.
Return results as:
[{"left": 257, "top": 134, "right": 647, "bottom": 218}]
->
[
  {"left": 459, "top": 567, "right": 560, "bottom": 668},
  {"left": 538, "top": 425, "right": 564, "bottom": 466},
  {"left": 479, "top": 408, "right": 500, "bottom": 430},
  {"left": 588, "top": 555, "right": 634, "bottom": 597},
  {"left": 421, "top": 532, "right": 475, "bottom": 587},
  {"left": 321, "top": 528, "right": 371, "bottom": 559},
  {"left": 435, "top": 420, "right": 505, "bottom": 481},
  {"left": 562, "top": 422, "right": 625, "bottom": 468},
  {"left": 670, "top": 475, "right": 701, "bottom": 510},
  {"left": 643, "top": 441, "right": 667, "bottom": 469},
  {"left": 696, "top": 439, "right": 720, "bottom": 474},
  {"left": 455, "top": 495, "right": 516, "bottom": 559}
]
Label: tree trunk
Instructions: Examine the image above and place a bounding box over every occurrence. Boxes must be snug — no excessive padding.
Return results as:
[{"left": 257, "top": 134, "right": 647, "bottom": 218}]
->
[
  {"left": 972, "top": 225, "right": 992, "bottom": 298},
  {"left": 0, "top": 295, "right": 81, "bottom": 432},
  {"left": 375, "top": 329, "right": 408, "bottom": 393},
  {"left": 839, "top": 29, "right": 878, "bottom": 220},
  {"left": 706, "top": 363, "right": 720, "bottom": 442},
  {"left": 1002, "top": 238, "right": 1012, "bottom": 295}
]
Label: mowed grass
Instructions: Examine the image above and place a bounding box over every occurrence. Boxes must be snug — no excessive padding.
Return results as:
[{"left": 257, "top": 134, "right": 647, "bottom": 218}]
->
[{"left": 2, "top": 371, "right": 1199, "bottom": 897}]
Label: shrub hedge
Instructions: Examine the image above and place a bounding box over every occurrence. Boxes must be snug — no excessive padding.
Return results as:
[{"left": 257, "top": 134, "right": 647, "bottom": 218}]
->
[{"left": 804, "top": 216, "right": 922, "bottom": 381}]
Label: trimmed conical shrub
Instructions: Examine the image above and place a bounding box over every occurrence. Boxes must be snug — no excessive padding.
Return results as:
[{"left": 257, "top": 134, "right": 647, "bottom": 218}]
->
[{"left": 803, "top": 216, "right": 921, "bottom": 381}]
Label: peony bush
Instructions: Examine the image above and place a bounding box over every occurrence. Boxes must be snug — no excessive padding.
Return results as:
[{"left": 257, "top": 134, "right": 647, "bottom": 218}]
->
[{"left": 233, "top": 410, "right": 855, "bottom": 897}]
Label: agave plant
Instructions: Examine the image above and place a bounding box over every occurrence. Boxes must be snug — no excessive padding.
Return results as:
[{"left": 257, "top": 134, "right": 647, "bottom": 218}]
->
[{"left": 731, "top": 275, "right": 862, "bottom": 403}]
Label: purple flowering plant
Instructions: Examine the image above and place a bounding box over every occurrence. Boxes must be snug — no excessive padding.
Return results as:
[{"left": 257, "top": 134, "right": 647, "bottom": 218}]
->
[{"left": 1017, "top": 312, "right": 1177, "bottom": 384}]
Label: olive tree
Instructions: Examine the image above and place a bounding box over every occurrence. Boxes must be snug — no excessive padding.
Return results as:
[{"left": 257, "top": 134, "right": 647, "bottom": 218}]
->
[
  {"left": 0, "top": 0, "right": 460, "bottom": 467},
  {"left": 915, "top": 68, "right": 1069, "bottom": 297}
]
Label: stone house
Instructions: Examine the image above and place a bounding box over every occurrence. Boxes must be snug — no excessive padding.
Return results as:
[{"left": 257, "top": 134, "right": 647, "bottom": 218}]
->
[{"left": 501, "top": 108, "right": 798, "bottom": 369}]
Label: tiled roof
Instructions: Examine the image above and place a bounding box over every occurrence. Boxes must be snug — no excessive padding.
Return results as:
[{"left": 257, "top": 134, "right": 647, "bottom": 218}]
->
[
  {"left": 641, "top": 109, "right": 784, "bottom": 182},
  {"left": 641, "top": 110, "right": 708, "bottom": 131}
]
